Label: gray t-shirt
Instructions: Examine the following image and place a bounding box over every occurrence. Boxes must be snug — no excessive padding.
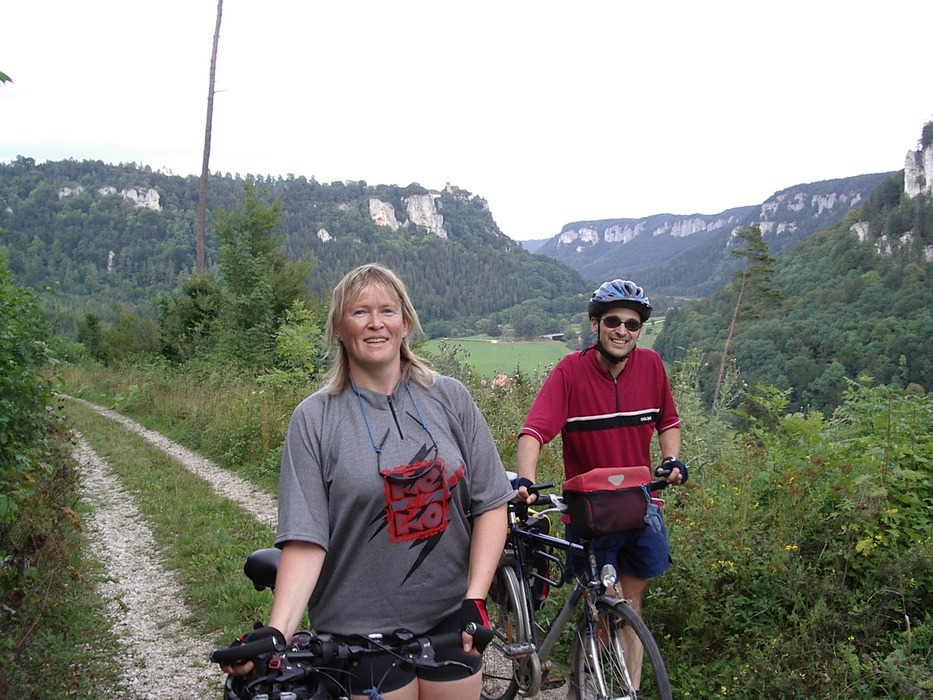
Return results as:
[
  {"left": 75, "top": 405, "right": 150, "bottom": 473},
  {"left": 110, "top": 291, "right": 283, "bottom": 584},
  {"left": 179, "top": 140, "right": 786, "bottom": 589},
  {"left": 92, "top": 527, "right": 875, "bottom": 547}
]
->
[{"left": 276, "top": 374, "right": 513, "bottom": 636}]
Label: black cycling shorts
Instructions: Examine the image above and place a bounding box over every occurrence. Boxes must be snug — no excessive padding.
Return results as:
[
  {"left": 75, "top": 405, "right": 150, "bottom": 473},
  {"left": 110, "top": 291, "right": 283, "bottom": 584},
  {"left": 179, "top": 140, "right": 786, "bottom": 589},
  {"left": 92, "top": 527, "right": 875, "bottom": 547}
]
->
[{"left": 345, "top": 611, "right": 481, "bottom": 695}]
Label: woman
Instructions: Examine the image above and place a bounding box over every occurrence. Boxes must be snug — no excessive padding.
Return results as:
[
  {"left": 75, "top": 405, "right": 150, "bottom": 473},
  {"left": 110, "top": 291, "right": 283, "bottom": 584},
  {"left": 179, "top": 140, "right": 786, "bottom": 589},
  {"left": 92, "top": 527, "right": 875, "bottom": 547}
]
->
[{"left": 227, "top": 264, "right": 512, "bottom": 700}]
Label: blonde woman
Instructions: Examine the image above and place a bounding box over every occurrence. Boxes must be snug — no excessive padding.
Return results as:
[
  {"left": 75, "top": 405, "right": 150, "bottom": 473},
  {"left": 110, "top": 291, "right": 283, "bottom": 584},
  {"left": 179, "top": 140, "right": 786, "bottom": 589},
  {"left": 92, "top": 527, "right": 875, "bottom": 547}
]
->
[{"left": 226, "top": 264, "right": 512, "bottom": 700}]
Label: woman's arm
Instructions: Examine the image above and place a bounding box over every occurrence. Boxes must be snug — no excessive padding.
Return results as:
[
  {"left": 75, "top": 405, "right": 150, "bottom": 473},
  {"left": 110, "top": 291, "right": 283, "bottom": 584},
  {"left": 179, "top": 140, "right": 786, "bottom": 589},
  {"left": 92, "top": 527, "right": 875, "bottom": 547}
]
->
[
  {"left": 465, "top": 503, "right": 507, "bottom": 599},
  {"left": 268, "top": 540, "right": 327, "bottom": 639},
  {"left": 462, "top": 503, "right": 508, "bottom": 652}
]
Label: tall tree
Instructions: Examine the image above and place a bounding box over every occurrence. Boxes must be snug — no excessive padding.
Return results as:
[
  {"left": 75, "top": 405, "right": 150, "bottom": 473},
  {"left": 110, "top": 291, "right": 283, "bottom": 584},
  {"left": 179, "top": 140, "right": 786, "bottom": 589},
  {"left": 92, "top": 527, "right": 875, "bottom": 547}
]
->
[
  {"left": 196, "top": 0, "right": 223, "bottom": 275},
  {"left": 213, "top": 182, "right": 312, "bottom": 365},
  {"left": 712, "top": 224, "right": 780, "bottom": 413}
]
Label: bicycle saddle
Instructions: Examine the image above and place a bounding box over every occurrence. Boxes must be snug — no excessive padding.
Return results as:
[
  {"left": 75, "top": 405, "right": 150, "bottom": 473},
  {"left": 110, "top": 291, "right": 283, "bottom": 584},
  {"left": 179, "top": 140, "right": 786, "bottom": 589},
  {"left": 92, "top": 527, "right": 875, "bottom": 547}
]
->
[{"left": 244, "top": 547, "right": 281, "bottom": 591}]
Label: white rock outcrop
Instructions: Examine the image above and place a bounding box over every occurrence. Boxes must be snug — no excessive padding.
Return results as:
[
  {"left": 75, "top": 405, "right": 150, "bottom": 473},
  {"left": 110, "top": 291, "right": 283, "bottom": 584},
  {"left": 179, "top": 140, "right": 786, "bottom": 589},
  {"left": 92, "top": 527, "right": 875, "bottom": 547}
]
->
[
  {"left": 557, "top": 212, "right": 747, "bottom": 249},
  {"left": 317, "top": 228, "right": 333, "bottom": 242},
  {"left": 369, "top": 199, "right": 400, "bottom": 231},
  {"left": 58, "top": 186, "right": 84, "bottom": 199},
  {"left": 405, "top": 194, "right": 447, "bottom": 239},
  {"left": 120, "top": 187, "right": 161, "bottom": 211},
  {"left": 905, "top": 144, "right": 933, "bottom": 197}
]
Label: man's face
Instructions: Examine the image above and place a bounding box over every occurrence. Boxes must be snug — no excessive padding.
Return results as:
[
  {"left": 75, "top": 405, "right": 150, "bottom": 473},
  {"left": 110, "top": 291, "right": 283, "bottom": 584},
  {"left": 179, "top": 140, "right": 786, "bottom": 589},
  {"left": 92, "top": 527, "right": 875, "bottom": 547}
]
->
[{"left": 590, "top": 306, "right": 644, "bottom": 363}]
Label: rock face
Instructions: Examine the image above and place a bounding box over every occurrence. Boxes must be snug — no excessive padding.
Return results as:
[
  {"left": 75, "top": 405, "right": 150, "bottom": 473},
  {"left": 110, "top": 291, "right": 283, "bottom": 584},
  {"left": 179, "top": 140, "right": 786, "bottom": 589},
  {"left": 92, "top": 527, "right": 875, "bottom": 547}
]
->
[
  {"left": 905, "top": 144, "right": 933, "bottom": 197},
  {"left": 368, "top": 194, "right": 448, "bottom": 239},
  {"left": 851, "top": 140, "right": 933, "bottom": 264},
  {"left": 58, "top": 184, "right": 162, "bottom": 211},
  {"left": 405, "top": 194, "right": 447, "bottom": 239},
  {"left": 536, "top": 172, "right": 891, "bottom": 296},
  {"left": 369, "top": 198, "right": 400, "bottom": 231},
  {"left": 118, "top": 187, "right": 161, "bottom": 211}
]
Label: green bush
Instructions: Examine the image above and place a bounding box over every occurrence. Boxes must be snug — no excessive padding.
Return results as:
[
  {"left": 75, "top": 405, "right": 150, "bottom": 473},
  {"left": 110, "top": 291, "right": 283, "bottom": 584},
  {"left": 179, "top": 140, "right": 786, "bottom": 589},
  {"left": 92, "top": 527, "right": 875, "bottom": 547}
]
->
[
  {"left": 652, "top": 376, "right": 932, "bottom": 697},
  {"left": 0, "top": 252, "right": 56, "bottom": 529}
]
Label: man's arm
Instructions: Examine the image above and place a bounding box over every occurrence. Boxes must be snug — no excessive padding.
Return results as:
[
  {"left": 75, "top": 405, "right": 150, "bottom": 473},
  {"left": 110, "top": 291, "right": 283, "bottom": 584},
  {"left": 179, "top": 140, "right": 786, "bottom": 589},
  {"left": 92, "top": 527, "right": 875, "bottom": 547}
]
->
[
  {"left": 514, "top": 433, "right": 542, "bottom": 503},
  {"left": 657, "top": 427, "right": 684, "bottom": 484}
]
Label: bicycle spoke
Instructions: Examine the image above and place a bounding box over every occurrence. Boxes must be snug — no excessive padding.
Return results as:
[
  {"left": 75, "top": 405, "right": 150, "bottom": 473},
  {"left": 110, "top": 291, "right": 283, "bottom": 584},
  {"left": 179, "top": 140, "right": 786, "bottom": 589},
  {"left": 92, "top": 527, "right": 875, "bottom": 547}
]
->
[
  {"left": 571, "top": 601, "right": 671, "bottom": 700},
  {"left": 482, "top": 565, "right": 535, "bottom": 700}
]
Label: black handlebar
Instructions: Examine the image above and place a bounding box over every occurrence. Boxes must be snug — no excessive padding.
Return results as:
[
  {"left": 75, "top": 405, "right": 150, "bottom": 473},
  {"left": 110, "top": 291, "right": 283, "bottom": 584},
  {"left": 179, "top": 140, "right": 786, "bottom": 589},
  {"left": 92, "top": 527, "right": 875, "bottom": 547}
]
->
[
  {"left": 211, "top": 636, "right": 281, "bottom": 665},
  {"left": 212, "top": 624, "right": 493, "bottom": 667}
]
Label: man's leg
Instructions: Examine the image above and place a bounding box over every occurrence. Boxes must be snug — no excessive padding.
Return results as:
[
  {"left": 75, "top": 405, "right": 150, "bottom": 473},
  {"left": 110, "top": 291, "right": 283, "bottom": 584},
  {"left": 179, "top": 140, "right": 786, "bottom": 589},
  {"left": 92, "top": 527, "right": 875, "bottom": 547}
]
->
[{"left": 615, "top": 573, "right": 648, "bottom": 690}]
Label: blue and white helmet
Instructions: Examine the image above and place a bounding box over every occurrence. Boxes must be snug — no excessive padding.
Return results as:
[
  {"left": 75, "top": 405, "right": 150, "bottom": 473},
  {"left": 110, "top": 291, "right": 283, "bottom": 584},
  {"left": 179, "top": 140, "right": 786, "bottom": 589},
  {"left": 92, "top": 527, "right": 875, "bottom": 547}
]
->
[{"left": 588, "top": 279, "right": 652, "bottom": 321}]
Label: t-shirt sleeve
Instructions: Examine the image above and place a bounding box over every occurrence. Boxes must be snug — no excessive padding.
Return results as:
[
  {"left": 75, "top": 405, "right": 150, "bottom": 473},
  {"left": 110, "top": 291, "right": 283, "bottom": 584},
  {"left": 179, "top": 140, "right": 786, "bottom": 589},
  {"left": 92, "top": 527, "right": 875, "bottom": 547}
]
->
[
  {"left": 275, "top": 397, "right": 331, "bottom": 550},
  {"left": 439, "top": 377, "right": 514, "bottom": 516},
  {"left": 519, "top": 358, "right": 571, "bottom": 446},
  {"left": 655, "top": 358, "right": 681, "bottom": 434}
]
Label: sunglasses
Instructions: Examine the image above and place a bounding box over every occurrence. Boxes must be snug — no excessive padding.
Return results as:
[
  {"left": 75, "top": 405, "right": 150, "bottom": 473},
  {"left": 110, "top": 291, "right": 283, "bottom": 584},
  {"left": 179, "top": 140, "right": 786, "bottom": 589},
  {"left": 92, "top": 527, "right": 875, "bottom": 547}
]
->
[
  {"left": 376, "top": 421, "right": 441, "bottom": 484},
  {"left": 599, "top": 316, "right": 643, "bottom": 332}
]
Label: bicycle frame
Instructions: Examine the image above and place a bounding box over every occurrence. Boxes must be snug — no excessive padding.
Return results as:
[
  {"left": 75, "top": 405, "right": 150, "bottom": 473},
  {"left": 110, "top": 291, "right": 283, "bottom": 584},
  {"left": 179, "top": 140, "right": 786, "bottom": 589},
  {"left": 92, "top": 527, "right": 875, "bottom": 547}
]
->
[
  {"left": 510, "top": 523, "right": 588, "bottom": 665},
  {"left": 484, "top": 479, "right": 674, "bottom": 700},
  {"left": 495, "top": 496, "right": 635, "bottom": 699}
]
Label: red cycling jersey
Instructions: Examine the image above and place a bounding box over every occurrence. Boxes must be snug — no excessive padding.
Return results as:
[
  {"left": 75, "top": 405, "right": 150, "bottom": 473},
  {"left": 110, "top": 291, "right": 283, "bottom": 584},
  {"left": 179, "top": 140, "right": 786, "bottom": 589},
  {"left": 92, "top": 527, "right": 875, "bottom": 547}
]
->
[{"left": 519, "top": 346, "right": 680, "bottom": 480}]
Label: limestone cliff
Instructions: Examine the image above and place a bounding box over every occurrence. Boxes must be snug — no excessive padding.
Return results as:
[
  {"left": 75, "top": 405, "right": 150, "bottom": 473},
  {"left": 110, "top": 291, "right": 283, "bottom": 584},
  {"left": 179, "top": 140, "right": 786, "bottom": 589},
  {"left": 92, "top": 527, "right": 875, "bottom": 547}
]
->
[
  {"left": 368, "top": 194, "right": 448, "bottom": 239},
  {"left": 405, "top": 194, "right": 447, "bottom": 239},
  {"left": 57, "top": 184, "right": 162, "bottom": 211},
  {"left": 904, "top": 143, "right": 933, "bottom": 197},
  {"left": 538, "top": 173, "right": 890, "bottom": 295},
  {"left": 369, "top": 199, "right": 400, "bottom": 231}
]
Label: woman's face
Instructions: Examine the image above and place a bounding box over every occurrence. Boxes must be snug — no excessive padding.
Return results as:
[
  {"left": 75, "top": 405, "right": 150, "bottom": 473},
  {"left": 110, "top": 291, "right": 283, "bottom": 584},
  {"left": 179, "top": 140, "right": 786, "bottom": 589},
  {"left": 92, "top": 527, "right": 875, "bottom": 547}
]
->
[{"left": 338, "top": 283, "right": 411, "bottom": 375}]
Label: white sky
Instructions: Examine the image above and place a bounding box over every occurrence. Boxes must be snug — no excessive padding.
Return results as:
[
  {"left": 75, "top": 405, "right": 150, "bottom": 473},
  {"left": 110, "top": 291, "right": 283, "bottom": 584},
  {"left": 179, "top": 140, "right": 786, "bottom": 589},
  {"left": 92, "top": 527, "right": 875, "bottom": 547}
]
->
[{"left": 2, "top": 1, "right": 931, "bottom": 241}]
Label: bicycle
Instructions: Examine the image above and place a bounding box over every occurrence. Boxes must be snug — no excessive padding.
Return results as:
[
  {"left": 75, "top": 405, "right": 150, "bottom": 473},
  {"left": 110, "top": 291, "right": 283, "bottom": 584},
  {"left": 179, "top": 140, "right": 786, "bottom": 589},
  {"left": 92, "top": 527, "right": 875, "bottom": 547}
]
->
[
  {"left": 212, "top": 548, "right": 494, "bottom": 700},
  {"left": 481, "top": 473, "right": 673, "bottom": 700}
]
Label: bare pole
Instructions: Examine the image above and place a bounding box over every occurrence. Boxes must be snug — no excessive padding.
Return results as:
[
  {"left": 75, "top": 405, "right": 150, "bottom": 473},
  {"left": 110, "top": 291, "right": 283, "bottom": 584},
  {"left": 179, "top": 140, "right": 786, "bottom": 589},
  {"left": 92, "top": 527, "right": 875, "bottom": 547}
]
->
[{"left": 196, "top": 0, "right": 223, "bottom": 275}]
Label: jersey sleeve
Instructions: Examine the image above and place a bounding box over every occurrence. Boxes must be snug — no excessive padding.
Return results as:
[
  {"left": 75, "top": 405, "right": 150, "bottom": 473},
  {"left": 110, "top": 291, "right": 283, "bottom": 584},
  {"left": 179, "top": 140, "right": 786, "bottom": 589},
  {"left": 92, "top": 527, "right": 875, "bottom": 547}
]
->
[
  {"left": 275, "top": 397, "right": 331, "bottom": 550},
  {"left": 519, "top": 356, "right": 573, "bottom": 446}
]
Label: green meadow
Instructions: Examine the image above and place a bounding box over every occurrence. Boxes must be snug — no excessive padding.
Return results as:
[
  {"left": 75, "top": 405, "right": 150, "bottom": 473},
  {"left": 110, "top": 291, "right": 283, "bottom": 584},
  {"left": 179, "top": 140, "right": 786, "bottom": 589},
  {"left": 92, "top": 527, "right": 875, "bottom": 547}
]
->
[
  {"left": 420, "top": 337, "right": 570, "bottom": 379},
  {"left": 420, "top": 319, "right": 663, "bottom": 379}
]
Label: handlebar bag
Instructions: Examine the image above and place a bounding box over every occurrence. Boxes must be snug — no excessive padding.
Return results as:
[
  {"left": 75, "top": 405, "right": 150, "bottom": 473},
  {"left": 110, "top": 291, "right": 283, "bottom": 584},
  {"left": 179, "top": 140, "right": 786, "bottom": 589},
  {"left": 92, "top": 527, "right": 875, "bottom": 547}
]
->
[{"left": 562, "top": 466, "right": 652, "bottom": 538}]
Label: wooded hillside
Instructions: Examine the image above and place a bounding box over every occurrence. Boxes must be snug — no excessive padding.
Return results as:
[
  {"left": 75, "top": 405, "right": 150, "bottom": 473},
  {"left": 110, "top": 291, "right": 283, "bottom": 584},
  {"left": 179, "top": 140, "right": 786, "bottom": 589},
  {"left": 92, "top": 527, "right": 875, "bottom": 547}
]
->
[
  {"left": 0, "top": 157, "right": 587, "bottom": 335},
  {"left": 655, "top": 172, "right": 933, "bottom": 411}
]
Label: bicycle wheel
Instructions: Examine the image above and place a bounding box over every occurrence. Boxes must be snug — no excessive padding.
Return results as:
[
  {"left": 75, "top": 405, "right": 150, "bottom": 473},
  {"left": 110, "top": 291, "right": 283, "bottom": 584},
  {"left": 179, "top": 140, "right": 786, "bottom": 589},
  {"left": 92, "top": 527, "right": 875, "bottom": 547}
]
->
[
  {"left": 571, "top": 599, "right": 671, "bottom": 700},
  {"left": 482, "top": 564, "right": 538, "bottom": 700}
]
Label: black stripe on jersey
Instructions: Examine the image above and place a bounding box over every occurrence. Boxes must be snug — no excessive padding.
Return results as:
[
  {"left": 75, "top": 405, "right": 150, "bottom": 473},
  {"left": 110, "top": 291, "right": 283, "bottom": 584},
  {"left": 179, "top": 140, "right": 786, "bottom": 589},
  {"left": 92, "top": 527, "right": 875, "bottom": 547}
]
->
[{"left": 564, "top": 410, "right": 659, "bottom": 433}]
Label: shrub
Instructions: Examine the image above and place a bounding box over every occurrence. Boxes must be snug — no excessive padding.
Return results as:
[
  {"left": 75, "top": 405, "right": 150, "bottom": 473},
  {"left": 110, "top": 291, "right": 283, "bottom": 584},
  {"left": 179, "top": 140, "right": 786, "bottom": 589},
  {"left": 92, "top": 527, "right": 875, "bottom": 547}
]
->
[{"left": 0, "top": 252, "right": 56, "bottom": 531}]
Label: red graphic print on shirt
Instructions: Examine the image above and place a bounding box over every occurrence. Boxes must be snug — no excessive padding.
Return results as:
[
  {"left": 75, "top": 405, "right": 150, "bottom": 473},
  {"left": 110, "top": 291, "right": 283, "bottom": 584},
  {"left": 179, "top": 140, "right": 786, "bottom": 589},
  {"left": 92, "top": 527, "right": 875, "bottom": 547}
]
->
[{"left": 380, "top": 460, "right": 465, "bottom": 544}]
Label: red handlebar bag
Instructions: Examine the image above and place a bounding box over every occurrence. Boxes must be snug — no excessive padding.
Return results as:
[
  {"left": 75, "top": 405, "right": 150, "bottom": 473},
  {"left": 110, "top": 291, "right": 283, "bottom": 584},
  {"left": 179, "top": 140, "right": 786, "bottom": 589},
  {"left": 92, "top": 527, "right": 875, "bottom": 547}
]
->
[{"left": 562, "top": 466, "right": 652, "bottom": 539}]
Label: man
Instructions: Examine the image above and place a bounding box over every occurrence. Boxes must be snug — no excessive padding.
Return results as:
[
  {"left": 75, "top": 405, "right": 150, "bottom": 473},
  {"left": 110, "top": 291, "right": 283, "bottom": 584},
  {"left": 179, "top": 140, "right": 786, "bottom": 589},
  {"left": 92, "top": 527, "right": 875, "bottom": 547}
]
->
[{"left": 513, "top": 278, "right": 686, "bottom": 695}]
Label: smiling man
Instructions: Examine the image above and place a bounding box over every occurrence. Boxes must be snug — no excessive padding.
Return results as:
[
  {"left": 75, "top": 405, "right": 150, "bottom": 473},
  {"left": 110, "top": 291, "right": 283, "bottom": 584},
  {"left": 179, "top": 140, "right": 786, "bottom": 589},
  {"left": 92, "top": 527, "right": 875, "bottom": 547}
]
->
[{"left": 512, "top": 278, "right": 686, "bottom": 697}]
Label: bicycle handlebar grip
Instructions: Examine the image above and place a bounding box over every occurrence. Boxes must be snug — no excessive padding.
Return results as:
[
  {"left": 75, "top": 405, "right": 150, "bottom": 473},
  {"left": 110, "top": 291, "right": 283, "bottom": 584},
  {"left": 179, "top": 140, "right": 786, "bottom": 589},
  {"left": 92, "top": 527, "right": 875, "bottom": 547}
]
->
[
  {"left": 210, "top": 636, "right": 279, "bottom": 665},
  {"left": 648, "top": 479, "right": 669, "bottom": 492},
  {"left": 464, "top": 622, "right": 495, "bottom": 650}
]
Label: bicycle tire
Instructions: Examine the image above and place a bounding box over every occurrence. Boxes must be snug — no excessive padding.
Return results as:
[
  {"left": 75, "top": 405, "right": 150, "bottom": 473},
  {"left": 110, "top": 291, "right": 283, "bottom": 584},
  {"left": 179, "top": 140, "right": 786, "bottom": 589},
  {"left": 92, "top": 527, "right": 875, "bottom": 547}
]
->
[
  {"left": 571, "top": 599, "right": 671, "bottom": 700},
  {"left": 481, "top": 564, "right": 537, "bottom": 700}
]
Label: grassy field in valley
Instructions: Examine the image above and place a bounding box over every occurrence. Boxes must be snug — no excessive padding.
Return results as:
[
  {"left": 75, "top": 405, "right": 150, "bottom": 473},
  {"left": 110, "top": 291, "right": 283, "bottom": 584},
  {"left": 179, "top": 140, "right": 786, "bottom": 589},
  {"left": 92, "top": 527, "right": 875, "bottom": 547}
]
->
[
  {"left": 421, "top": 319, "right": 663, "bottom": 379},
  {"left": 421, "top": 337, "right": 570, "bottom": 379}
]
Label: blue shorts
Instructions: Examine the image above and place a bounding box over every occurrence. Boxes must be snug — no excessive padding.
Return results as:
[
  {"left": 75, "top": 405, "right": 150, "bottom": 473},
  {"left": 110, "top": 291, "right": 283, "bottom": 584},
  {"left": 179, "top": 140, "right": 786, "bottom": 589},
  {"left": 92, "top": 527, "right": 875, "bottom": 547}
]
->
[
  {"left": 565, "top": 513, "right": 672, "bottom": 580},
  {"left": 345, "top": 610, "right": 481, "bottom": 694}
]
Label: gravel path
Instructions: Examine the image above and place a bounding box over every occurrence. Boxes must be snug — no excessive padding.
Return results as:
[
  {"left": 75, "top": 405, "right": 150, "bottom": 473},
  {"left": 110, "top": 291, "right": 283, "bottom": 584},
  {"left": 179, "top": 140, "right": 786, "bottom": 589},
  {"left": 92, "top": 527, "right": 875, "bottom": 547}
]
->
[
  {"left": 71, "top": 396, "right": 565, "bottom": 699},
  {"left": 70, "top": 396, "right": 277, "bottom": 529},
  {"left": 75, "top": 438, "right": 226, "bottom": 698}
]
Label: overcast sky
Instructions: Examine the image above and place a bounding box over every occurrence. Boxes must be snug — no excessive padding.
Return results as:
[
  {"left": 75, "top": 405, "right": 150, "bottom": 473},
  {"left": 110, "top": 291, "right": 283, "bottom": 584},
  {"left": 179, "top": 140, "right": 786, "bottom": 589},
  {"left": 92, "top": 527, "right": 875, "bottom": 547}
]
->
[{"left": 2, "top": 1, "right": 931, "bottom": 240}]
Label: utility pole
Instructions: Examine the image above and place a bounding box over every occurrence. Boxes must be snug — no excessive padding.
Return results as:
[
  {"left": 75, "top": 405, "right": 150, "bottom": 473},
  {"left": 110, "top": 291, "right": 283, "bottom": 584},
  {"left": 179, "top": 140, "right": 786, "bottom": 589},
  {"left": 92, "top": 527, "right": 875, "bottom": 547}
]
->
[{"left": 196, "top": 0, "right": 223, "bottom": 275}]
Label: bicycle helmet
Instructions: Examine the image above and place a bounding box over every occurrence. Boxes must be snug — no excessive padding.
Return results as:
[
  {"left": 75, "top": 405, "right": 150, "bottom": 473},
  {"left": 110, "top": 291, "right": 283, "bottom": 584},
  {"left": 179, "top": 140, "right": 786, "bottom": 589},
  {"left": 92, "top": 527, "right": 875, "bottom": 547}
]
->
[{"left": 588, "top": 279, "right": 652, "bottom": 322}]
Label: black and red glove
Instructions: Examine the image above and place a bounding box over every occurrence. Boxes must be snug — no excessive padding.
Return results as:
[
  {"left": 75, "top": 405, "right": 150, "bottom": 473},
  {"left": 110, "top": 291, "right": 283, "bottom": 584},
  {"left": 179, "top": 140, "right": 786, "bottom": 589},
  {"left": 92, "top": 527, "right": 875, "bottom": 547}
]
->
[{"left": 460, "top": 599, "right": 492, "bottom": 652}]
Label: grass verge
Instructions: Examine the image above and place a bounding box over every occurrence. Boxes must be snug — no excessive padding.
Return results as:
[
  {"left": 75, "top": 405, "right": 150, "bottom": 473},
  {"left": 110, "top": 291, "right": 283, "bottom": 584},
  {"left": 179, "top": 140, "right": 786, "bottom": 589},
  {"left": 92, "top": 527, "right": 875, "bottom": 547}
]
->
[
  {"left": 64, "top": 398, "right": 279, "bottom": 647},
  {"left": 0, "top": 415, "right": 125, "bottom": 698}
]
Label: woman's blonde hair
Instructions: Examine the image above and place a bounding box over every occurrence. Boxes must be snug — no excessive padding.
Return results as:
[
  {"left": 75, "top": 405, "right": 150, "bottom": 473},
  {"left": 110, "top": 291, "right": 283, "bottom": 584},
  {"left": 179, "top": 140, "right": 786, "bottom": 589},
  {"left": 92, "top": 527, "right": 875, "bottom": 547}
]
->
[{"left": 319, "top": 263, "right": 436, "bottom": 394}]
